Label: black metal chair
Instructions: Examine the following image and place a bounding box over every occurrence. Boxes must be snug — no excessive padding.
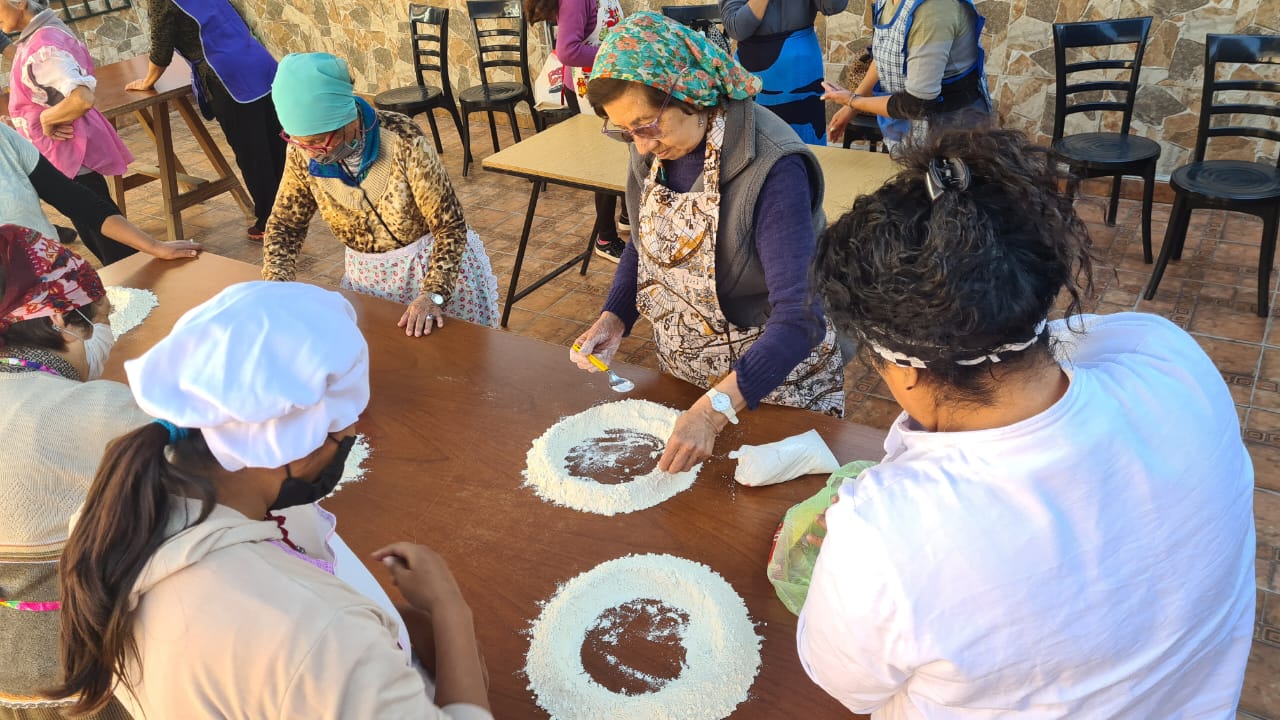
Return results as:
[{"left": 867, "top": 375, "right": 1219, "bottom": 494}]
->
[
  {"left": 841, "top": 113, "right": 887, "bottom": 153},
  {"left": 459, "top": 0, "right": 538, "bottom": 177},
  {"left": 373, "top": 5, "right": 465, "bottom": 155},
  {"left": 1051, "top": 17, "right": 1161, "bottom": 262},
  {"left": 1144, "top": 33, "right": 1280, "bottom": 317}
]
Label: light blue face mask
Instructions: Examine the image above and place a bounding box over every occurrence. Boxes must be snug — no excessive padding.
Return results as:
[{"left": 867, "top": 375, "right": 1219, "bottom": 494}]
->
[
  {"left": 318, "top": 126, "right": 364, "bottom": 166},
  {"left": 58, "top": 308, "right": 115, "bottom": 380}
]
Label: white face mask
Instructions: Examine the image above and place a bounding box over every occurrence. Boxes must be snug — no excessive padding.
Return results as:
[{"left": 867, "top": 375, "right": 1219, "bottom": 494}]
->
[{"left": 60, "top": 310, "right": 116, "bottom": 380}]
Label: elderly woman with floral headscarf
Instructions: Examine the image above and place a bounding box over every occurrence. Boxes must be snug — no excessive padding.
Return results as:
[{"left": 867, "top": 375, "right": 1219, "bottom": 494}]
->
[
  {"left": 569, "top": 12, "right": 844, "bottom": 473},
  {"left": 0, "top": 224, "right": 148, "bottom": 720},
  {"left": 262, "top": 53, "right": 499, "bottom": 337}
]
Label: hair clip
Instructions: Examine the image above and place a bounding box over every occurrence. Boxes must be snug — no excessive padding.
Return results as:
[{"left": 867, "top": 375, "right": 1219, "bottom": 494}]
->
[{"left": 925, "top": 156, "right": 971, "bottom": 200}]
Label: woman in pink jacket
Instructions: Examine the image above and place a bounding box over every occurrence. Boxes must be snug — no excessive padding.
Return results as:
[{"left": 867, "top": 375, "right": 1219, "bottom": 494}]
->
[{"left": 1, "top": 0, "right": 137, "bottom": 264}]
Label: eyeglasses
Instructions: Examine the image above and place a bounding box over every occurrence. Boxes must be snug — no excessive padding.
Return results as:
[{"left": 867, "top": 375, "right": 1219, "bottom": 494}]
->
[
  {"left": 279, "top": 129, "right": 340, "bottom": 154},
  {"left": 600, "top": 83, "right": 678, "bottom": 144}
]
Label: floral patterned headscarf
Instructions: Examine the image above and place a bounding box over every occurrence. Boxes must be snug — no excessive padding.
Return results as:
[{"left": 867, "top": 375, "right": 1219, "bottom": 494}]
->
[
  {"left": 588, "top": 11, "right": 760, "bottom": 108},
  {"left": 0, "top": 225, "right": 105, "bottom": 344}
]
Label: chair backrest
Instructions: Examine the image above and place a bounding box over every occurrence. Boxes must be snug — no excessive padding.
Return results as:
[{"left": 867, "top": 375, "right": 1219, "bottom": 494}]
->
[
  {"left": 408, "top": 4, "right": 453, "bottom": 97},
  {"left": 1193, "top": 33, "right": 1280, "bottom": 165},
  {"left": 1051, "top": 17, "right": 1152, "bottom": 142},
  {"left": 467, "top": 0, "right": 531, "bottom": 90},
  {"left": 661, "top": 4, "right": 723, "bottom": 34}
]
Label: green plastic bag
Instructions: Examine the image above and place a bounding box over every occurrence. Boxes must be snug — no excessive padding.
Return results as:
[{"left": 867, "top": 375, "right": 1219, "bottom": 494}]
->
[{"left": 767, "top": 460, "right": 878, "bottom": 616}]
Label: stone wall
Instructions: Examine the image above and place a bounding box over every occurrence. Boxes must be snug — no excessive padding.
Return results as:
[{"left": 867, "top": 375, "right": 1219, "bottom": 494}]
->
[{"left": 8, "top": 0, "right": 1276, "bottom": 176}]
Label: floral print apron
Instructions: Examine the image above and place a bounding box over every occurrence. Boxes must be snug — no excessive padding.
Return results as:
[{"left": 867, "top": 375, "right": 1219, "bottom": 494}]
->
[
  {"left": 340, "top": 228, "right": 501, "bottom": 328},
  {"left": 634, "top": 111, "right": 845, "bottom": 415}
]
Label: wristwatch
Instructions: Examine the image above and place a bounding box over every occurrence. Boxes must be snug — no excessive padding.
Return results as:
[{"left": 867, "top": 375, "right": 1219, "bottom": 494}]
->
[
  {"left": 705, "top": 388, "right": 739, "bottom": 425},
  {"left": 427, "top": 292, "right": 445, "bottom": 306}
]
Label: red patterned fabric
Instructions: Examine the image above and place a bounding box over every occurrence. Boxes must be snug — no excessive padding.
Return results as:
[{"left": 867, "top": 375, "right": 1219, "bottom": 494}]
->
[{"left": 0, "top": 224, "right": 104, "bottom": 343}]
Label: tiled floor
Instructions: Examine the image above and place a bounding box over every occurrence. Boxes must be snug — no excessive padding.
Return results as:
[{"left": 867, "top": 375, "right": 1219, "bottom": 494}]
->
[{"left": 58, "top": 109, "right": 1279, "bottom": 717}]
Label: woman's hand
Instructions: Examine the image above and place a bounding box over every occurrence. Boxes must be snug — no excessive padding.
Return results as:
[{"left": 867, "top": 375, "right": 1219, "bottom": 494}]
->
[
  {"left": 39, "top": 110, "right": 74, "bottom": 141},
  {"left": 570, "top": 312, "right": 625, "bottom": 370},
  {"left": 658, "top": 400, "right": 723, "bottom": 473},
  {"left": 398, "top": 293, "right": 444, "bottom": 337},
  {"left": 372, "top": 542, "right": 469, "bottom": 615},
  {"left": 148, "top": 239, "right": 202, "bottom": 260},
  {"left": 124, "top": 78, "right": 154, "bottom": 92},
  {"left": 821, "top": 80, "right": 854, "bottom": 107},
  {"left": 827, "top": 104, "right": 856, "bottom": 143}
]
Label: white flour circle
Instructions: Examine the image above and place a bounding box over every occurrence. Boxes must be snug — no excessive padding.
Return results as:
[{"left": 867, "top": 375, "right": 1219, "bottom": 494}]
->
[
  {"left": 525, "top": 553, "right": 762, "bottom": 720},
  {"left": 523, "top": 400, "right": 701, "bottom": 516},
  {"left": 106, "top": 286, "right": 158, "bottom": 336}
]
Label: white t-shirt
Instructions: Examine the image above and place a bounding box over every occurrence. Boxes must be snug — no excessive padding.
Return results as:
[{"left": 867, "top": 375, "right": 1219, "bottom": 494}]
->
[
  {"left": 0, "top": 123, "right": 58, "bottom": 239},
  {"left": 798, "top": 312, "right": 1255, "bottom": 719}
]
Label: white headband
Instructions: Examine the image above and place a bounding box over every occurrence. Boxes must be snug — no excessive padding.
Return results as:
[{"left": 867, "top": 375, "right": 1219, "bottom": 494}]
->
[{"left": 867, "top": 319, "right": 1049, "bottom": 369}]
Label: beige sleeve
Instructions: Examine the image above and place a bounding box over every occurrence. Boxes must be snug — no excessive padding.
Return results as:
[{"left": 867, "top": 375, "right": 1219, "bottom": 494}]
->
[
  {"left": 403, "top": 134, "right": 469, "bottom": 304},
  {"left": 281, "top": 605, "right": 454, "bottom": 718},
  {"left": 262, "top": 148, "right": 318, "bottom": 282}
]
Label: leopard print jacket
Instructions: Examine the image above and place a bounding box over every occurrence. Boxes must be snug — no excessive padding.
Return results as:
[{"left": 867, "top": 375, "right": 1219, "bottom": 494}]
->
[{"left": 261, "top": 111, "right": 468, "bottom": 303}]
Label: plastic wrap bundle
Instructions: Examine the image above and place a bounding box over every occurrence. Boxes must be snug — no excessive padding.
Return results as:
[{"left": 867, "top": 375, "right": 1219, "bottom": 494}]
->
[
  {"left": 766, "top": 460, "right": 878, "bottom": 615},
  {"left": 729, "top": 429, "right": 840, "bottom": 487}
]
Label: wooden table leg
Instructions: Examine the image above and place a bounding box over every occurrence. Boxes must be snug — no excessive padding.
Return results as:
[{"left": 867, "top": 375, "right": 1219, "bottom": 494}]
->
[
  {"left": 152, "top": 99, "right": 184, "bottom": 242},
  {"left": 501, "top": 181, "right": 542, "bottom": 328},
  {"left": 109, "top": 174, "right": 127, "bottom": 216},
  {"left": 132, "top": 107, "right": 195, "bottom": 187},
  {"left": 174, "top": 95, "right": 254, "bottom": 219}
]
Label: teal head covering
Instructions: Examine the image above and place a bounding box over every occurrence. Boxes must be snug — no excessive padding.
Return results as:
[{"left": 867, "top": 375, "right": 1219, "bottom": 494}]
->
[
  {"left": 271, "top": 53, "right": 360, "bottom": 137},
  {"left": 588, "top": 12, "right": 760, "bottom": 108}
]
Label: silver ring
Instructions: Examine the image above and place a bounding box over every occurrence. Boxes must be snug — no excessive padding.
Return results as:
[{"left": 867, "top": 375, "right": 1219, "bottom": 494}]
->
[{"left": 425, "top": 314, "right": 435, "bottom": 321}]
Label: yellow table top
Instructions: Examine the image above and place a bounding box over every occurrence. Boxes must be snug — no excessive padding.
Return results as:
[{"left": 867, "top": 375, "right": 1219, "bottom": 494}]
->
[{"left": 482, "top": 112, "right": 900, "bottom": 221}]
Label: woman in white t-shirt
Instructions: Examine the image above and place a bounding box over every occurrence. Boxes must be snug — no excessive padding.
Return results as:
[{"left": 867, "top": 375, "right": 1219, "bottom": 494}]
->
[{"left": 802, "top": 127, "right": 1255, "bottom": 719}]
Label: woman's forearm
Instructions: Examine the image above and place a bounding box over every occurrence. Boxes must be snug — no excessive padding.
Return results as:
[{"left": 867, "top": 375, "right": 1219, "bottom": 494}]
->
[
  {"left": 40, "top": 86, "right": 95, "bottom": 125},
  {"left": 100, "top": 215, "right": 162, "bottom": 253},
  {"left": 429, "top": 604, "right": 491, "bottom": 711},
  {"left": 855, "top": 60, "right": 879, "bottom": 96}
]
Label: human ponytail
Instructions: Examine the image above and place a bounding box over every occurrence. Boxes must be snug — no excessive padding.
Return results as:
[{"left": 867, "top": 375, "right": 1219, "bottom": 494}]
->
[{"left": 48, "top": 422, "right": 218, "bottom": 714}]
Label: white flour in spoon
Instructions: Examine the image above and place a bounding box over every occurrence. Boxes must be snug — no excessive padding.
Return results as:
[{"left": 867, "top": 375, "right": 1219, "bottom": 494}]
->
[
  {"left": 525, "top": 553, "right": 761, "bottom": 720},
  {"left": 524, "top": 400, "right": 701, "bottom": 515},
  {"left": 106, "top": 286, "right": 158, "bottom": 336}
]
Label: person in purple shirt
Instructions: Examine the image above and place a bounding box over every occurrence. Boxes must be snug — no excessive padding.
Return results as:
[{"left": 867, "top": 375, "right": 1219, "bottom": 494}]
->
[
  {"left": 570, "top": 14, "right": 845, "bottom": 474},
  {"left": 526, "top": 0, "right": 628, "bottom": 262}
]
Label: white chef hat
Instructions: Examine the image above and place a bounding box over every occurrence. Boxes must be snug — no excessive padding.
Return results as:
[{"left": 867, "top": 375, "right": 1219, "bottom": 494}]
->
[{"left": 124, "top": 281, "right": 370, "bottom": 472}]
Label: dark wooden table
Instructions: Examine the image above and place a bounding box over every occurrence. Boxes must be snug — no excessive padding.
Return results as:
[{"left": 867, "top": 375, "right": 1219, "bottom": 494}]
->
[
  {"left": 3, "top": 55, "right": 253, "bottom": 240},
  {"left": 99, "top": 252, "right": 881, "bottom": 719}
]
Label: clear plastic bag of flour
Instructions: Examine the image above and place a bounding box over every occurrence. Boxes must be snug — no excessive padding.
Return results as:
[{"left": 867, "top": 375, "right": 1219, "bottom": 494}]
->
[{"left": 767, "top": 460, "right": 878, "bottom": 615}]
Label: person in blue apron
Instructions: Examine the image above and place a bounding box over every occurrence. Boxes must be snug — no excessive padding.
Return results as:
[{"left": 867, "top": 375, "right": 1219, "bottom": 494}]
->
[
  {"left": 822, "top": 0, "right": 990, "bottom": 153},
  {"left": 721, "top": 0, "right": 847, "bottom": 145},
  {"left": 572, "top": 13, "right": 845, "bottom": 474},
  {"left": 127, "top": 0, "right": 286, "bottom": 242}
]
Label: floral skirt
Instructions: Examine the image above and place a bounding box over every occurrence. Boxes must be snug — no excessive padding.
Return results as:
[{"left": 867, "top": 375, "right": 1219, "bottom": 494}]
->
[{"left": 340, "top": 229, "right": 500, "bottom": 328}]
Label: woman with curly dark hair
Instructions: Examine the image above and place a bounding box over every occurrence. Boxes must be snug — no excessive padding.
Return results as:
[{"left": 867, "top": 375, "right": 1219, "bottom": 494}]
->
[{"left": 798, "top": 127, "right": 1255, "bottom": 718}]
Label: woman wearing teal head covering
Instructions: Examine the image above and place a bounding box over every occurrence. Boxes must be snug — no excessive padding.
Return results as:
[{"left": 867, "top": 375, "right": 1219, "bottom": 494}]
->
[
  {"left": 568, "top": 13, "right": 845, "bottom": 474},
  {"left": 262, "top": 53, "right": 500, "bottom": 335}
]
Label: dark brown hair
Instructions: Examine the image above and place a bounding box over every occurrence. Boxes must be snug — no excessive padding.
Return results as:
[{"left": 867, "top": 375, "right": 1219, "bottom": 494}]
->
[
  {"left": 49, "top": 425, "right": 218, "bottom": 713},
  {"left": 586, "top": 77, "right": 700, "bottom": 119},
  {"left": 524, "top": 0, "right": 559, "bottom": 25},
  {"left": 0, "top": 263, "right": 98, "bottom": 351},
  {"left": 814, "top": 126, "right": 1094, "bottom": 406}
]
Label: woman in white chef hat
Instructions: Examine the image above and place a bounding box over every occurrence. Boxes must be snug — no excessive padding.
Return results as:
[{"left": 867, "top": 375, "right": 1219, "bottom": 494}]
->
[{"left": 50, "top": 281, "right": 491, "bottom": 720}]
